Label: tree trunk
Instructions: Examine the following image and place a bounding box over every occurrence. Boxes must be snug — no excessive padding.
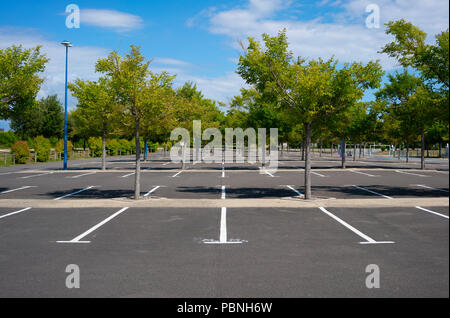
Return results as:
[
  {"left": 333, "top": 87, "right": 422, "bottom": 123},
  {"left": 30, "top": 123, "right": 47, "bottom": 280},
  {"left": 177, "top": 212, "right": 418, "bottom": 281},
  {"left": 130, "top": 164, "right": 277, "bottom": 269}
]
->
[
  {"left": 421, "top": 133, "right": 425, "bottom": 170},
  {"left": 301, "top": 139, "right": 305, "bottom": 161},
  {"left": 341, "top": 138, "right": 346, "bottom": 169},
  {"left": 319, "top": 141, "right": 322, "bottom": 157},
  {"left": 134, "top": 118, "right": 141, "bottom": 200},
  {"left": 439, "top": 142, "right": 442, "bottom": 158},
  {"left": 406, "top": 142, "right": 409, "bottom": 163},
  {"left": 398, "top": 144, "right": 401, "bottom": 160},
  {"left": 353, "top": 143, "right": 357, "bottom": 161},
  {"left": 304, "top": 123, "right": 312, "bottom": 200},
  {"left": 359, "top": 144, "right": 362, "bottom": 159},
  {"left": 102, "top": 134, "right": 106, "bottom": 171}
]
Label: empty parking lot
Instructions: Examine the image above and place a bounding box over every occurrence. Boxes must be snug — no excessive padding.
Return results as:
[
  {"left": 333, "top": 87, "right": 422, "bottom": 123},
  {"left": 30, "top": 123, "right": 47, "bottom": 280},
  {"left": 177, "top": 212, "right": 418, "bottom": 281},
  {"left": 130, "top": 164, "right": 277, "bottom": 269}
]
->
[{"left": 0, "top": 152, "right": 448, "bottom": 297}]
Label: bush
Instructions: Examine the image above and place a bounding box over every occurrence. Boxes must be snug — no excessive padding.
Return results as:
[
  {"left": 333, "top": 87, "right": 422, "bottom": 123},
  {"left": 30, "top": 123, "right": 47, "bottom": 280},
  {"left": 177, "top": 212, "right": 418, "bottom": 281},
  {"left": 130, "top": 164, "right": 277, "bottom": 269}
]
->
[
  {"left": 55, "top": 139, "right": 73, "bottom": 154},
  {"left": 88, "top": 137, "right": 103, "bottom": 157},
  {"left": 106, "top": 139, "right": 120, "bottom": 156},
  {"left": 11, "top": 141, "right": 30, "bottom": 164},
  {"left": 49, "top": 136, "right": 58, "bottom": 148},
  {"left": 118, "top": 139, "right": 133, "bottom": 154},
  {"left": 380, "top": 145, "right": 387, "bottom": 152},
  {"left": 0, "top": 131, "right": 18, "bottom": 148},
  {"left": 33, "top": 136, "right": 51, "bottom": 162}
]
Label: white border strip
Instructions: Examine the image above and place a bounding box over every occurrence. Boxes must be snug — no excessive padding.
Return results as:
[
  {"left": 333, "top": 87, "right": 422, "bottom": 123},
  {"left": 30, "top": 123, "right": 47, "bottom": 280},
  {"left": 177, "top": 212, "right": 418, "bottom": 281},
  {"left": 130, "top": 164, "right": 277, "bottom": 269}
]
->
[
  {"left": 415, "top": 206, "right": 449, "bottom": 219},
  {"left": 0, "top": 207, "right": 32, "bottom": 220},
  {"left": 351, "top": 185, "right": 393, "bottom": 199},
  {"left": 57, "top": 207, "right": 129, "bottom": 243},
  {"left": 319, "top": 207, "right": 394, "bottom": 244},
  {"left": 54, "top": 186, "right": 95, "bottom": 201},
  {"left": 0, "top": 186, "right": 36, "bottom": 194}
]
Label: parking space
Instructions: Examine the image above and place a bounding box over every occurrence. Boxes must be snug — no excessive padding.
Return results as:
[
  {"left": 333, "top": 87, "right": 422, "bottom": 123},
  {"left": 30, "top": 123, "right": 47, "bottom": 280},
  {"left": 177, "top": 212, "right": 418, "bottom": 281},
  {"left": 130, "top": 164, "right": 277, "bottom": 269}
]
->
[{"left": 0, "top": 153, "right": 448, "bottom": 297}]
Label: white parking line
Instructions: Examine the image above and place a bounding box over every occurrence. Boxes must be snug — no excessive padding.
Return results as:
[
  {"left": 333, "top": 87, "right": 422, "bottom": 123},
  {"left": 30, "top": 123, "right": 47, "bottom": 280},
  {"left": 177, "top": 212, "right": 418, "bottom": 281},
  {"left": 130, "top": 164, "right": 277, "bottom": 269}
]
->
[
  {"left": 162, "top": 162, "right": 171, "bottom": 166},
  {"left": 350, "top": 185, "right": 393, "bottom": 199},
  {"left": 311, "top": 171, "right": 328, "bottom": 177},
  {"left": 349, "top": 170, "right": 379, "bottom": 177},
  {"left": 221, "top": 186, "right": 226, "bottom": 199},
  {"left": 67, "top": 172, "right": 97, "bottom": 179},
  {"left": 411, "top": 184, "right": 449, "bottom": 193},
  {"left": 54, "top": 186, "right": 95, "bottom": 201},
  {"left": 144, "top": 186, "right": 161, "bottom": 197},
  {"left": 120, "top": 172, "right": 135, "bottom": 178},
  {"left": 415, "top": 206, "right": 449, "bottom": 219},
  {"left": 319, "top": 207, "right": 394, "bottom": 244},
  {"left": 20, "top": 172, "right": 53, "bottom": 179},
  {"left": 260, "top": 169, "right": 276, "bottom": 177},
  {"left": 57, "top": 207, "right": 129, "bottom": 244},
  {"left": 395, "top": 170, "right": 429, "bottom": 177},
  {"left": 0, "top": 172, "right": 15, "bottom": 176},
  {"left": 203, "top": 207, "right": 243, "bottom": 244},
  {"left": 285, "top": 185, "right": 302, "bottom": 197},
  {"left": 0, "top": 207, "right": 32, "bottom": 220},
  {"left": 222, "top": 167, "right": 225, "bottom": 178},
  {"left": 0, "top": 186, "right": 36, "bottom": 194},
  {"left": 172, "top": 171, "right": 183, "bottom": 178},
  {"left": 219, "top": 207, "right": 228, "bottom": 242}
]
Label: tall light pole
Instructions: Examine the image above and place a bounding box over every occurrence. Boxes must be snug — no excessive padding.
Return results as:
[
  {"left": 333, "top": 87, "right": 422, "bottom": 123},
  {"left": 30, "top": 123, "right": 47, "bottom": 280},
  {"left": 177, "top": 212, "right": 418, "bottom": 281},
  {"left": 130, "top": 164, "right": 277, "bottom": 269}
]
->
[{"left": 61, "top": 41, "right": 72, "bottom": 170}]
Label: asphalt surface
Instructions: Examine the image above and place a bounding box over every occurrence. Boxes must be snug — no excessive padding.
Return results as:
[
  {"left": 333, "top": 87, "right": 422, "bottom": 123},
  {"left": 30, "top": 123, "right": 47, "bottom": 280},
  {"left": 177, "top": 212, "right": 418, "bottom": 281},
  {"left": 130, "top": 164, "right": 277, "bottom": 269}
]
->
[{"left": 0, "top": 152, "right": 448, "bottom": 297}]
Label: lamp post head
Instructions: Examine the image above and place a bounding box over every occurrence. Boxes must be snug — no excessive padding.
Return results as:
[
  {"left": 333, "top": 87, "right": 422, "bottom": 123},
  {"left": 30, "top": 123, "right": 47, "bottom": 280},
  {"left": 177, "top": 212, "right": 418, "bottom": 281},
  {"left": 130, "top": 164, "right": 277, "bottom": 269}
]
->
[{"left": 61, "top": 41, "right": 72, "bottom": 48}]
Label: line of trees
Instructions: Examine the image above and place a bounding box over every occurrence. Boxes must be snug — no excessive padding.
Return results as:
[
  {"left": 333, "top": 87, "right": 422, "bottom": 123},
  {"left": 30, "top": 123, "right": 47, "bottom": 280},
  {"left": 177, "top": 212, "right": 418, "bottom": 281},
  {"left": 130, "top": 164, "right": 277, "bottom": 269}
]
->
[
  {"left": 233, "top": 20, "right": 448, "bottom": 199},
  {"left": 1, "top": 19, "right": 448, "bottom": 200}
]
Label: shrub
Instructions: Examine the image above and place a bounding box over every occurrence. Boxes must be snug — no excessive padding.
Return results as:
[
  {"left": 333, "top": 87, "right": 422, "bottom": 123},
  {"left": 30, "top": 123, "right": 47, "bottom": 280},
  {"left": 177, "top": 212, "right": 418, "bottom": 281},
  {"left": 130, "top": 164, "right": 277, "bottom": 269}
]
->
[
  {"left": 49, "top": 136, "right": 58, "bottom": 148},
  {"left": 106, "top": 139, "right": 121, "bottom": 156},
  {"left": 0, "top": 131, "right": 18, "bottom": 147},
  {"left": 88, "top": 137, "right": 103, "bottom": 157},
  {"left": 11, "top": 141, "right": 30, "bottom": 164},
  {"left": 380, "top": 145, "right": 387, "bottom": 152},
  {"left": 118, "top": 139, "right": 132, "bottom": 154},
  {"left": 33, "top": 136, "right": 51, "bottom": 162},
  {"left": 55, "top": 139, "right": 73, "bottom": 154}
]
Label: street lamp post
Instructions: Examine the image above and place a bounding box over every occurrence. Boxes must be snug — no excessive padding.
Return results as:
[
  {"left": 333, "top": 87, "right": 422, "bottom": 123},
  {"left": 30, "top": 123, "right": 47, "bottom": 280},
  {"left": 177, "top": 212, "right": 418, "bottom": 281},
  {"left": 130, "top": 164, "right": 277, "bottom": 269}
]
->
[{"left": 61, "top": 41, "right": 72, "bottom": 170}]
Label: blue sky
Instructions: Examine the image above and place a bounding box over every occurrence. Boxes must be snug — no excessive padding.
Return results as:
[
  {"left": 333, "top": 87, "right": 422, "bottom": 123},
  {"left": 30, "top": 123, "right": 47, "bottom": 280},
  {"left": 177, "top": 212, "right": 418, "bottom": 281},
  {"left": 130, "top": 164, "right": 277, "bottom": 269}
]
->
[{"left": 1, "top": 0, "right": 449, "bottom": 131}]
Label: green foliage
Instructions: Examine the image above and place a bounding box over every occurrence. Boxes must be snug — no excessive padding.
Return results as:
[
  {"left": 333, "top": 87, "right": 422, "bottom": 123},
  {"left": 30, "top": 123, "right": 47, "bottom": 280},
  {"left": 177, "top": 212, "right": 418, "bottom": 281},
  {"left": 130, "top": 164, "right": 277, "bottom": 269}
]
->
[
  {"left": 55, "top": 139, "right": 73, "bottom": 154},
  {"left": 0, "top": 131, "right": 17, "bottom": 147},
  {"left": 0, "top": 45, "right": 48, "bottom": 123},
  {"left": 382, "top": 19, "right": 449, "bottom": 89},
  {"left": 88, "top": 137, "right": 103, "bottom": 157},
  {"left": 11, "top": 141, "right": 30, "bottom": 164},
  {"left": 106, "top": 139, "right": 121, "bottom": 155},
  {"left": 33, "top": 136, "right": 51, "bottom": 162}
]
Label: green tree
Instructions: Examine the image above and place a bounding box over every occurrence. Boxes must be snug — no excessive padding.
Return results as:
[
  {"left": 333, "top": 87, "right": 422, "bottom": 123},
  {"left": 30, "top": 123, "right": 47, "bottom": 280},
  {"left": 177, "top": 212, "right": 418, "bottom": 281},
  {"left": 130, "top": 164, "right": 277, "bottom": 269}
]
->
[
  {"left": 376, "top": 70, "right": 423, "bottom": 163},
  {"left": 237, "top": 30, "right": 383, "bottom": 199},
  {"left": 0, "top": 45, "right": 48, "bottom": 138},
  {"left": 69, "top": 77, "right": 118, "bottom": 170},
  {"left": 96, "top": 45, "right": 167, "bottom": 199}
]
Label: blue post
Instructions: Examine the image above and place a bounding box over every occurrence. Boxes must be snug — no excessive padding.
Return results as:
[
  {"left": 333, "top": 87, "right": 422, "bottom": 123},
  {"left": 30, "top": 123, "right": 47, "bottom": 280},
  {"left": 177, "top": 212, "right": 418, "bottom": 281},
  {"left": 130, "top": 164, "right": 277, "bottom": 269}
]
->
[
  {"left": 145, "top": 139, "right": 148, "bottom": 160},
  {"left": 63, "top": 45, "right": 69, "bottom": 170}
]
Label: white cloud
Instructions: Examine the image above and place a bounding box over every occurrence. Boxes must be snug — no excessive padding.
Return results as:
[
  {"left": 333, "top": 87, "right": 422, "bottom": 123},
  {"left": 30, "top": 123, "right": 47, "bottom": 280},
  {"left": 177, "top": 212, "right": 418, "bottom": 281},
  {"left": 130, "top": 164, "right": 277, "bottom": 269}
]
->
[
  {"left": 81, "top": 9, "right": 143, "bottom": 31},
  {"left": 0, "top": 28, "right": 243, "bottom": 109},
  {"left": 193, "top": 0, "right": 449, "bottom": 70},
  {"left": 152, "top": 57, "right": 191, "bottom": 66}
]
